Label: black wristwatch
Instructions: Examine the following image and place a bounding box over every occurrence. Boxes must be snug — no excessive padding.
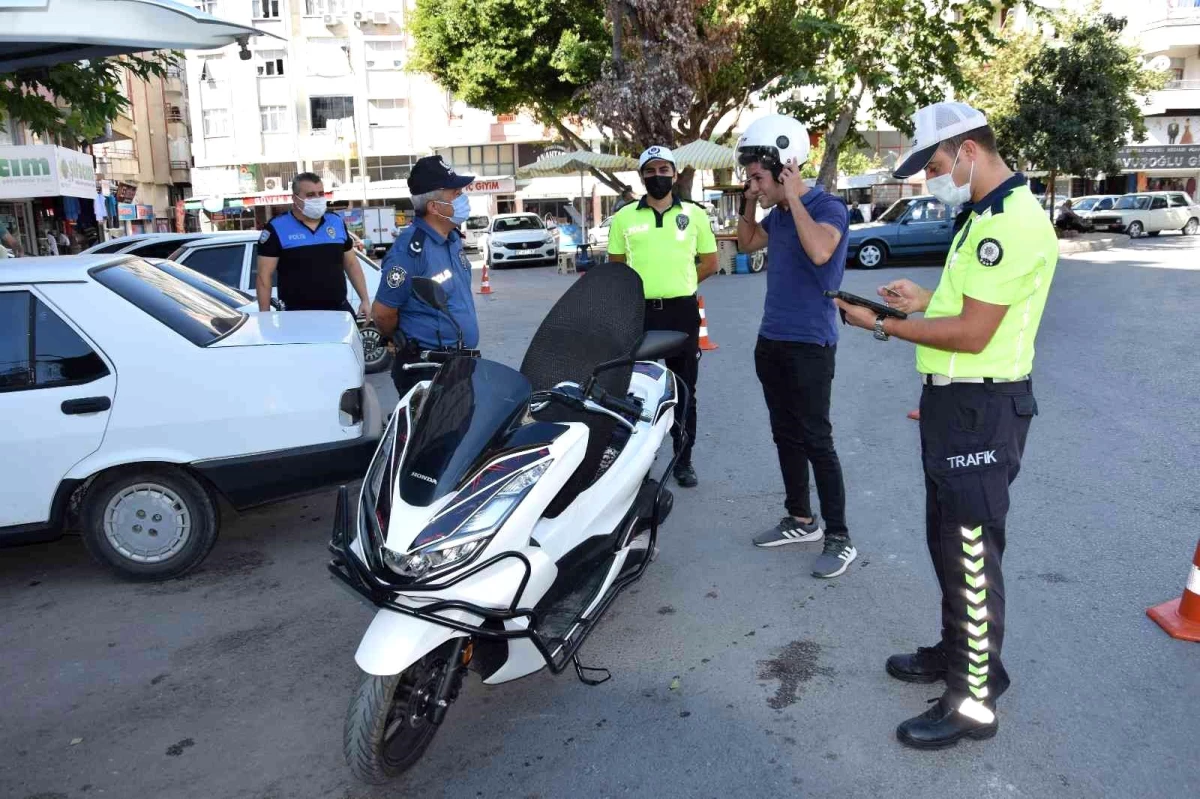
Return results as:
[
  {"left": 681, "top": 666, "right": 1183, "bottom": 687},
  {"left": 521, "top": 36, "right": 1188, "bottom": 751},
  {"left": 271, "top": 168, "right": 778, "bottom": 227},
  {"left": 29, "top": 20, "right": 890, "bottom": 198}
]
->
[{"left": 873, "top": 315, "right": 890, "bottom": 341}]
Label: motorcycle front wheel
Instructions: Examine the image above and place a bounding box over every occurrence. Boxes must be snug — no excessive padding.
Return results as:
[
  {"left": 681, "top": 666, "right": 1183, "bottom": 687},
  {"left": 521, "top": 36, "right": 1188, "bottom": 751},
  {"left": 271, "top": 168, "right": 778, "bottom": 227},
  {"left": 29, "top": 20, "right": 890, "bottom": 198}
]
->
[{"left": 343, "top": 642, "right": 458, "bottom": 784}]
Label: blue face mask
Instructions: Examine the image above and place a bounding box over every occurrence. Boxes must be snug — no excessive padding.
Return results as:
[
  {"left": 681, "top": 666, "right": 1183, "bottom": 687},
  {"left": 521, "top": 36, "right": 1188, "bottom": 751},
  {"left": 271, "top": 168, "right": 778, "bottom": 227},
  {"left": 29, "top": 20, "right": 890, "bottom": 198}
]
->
[{"left": 434, "top": 193, "right": 471, "bottom": 225}]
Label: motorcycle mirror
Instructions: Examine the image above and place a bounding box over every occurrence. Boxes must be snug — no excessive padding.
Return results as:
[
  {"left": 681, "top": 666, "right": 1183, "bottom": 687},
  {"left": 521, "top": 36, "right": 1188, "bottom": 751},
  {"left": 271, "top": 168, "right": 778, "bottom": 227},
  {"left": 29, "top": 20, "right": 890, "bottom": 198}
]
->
[
  {"left": 634, "top": 330, "right": 689, "bottom": 361},
  {"left": 411, "top": 277, "right": 450, "bottom": 312}
]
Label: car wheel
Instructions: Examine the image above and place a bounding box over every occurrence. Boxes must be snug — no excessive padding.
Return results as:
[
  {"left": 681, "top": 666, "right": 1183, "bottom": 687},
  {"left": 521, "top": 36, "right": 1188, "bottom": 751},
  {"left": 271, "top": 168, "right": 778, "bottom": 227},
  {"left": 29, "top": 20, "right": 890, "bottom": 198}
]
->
[
  {"left": 1126, "top": 221, "right": 1144, "bottom": 238},
  {"left": 749, "top": 251, "right": 766, "bottom": 273},
  {"left": 856, "top": 241, "right": 886, "bottom": 269},
  {"left": 81, "top": 467, "right": 219, "bottom": 581},
  {"left": 1183, "top": 218, "right": 1198, "bottom": 236},
  {"left": 359, "top": 324, "right": 393, "bottom": 374}
]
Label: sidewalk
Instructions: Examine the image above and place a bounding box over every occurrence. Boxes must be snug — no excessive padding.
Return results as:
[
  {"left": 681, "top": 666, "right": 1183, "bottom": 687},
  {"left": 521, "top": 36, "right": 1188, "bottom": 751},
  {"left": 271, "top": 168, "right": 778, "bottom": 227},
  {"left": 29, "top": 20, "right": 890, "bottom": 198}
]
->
[{"left": 1059, "top": 232, "right": 1129, "bottom": 255}]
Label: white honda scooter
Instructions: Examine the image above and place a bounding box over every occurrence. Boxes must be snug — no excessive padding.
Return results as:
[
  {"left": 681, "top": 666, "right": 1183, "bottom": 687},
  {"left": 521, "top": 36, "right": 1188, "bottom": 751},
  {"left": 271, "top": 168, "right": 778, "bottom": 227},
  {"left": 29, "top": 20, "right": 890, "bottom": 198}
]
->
[{"left": 329, "top": 262, "right": 690, "bottom": 784}]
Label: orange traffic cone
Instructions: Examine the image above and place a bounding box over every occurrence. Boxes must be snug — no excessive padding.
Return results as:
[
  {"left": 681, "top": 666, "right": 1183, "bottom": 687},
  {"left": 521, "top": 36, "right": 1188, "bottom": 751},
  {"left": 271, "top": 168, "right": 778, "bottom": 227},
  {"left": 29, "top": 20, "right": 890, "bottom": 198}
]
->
[
  {"left": 698, "top": 296, "right": 718, "bottom": 351},
  {"left": 478, "top": 261, "right": 493, "bottom": 295},
  {"left": 1147, "top": 540, "right": 1200, "bottom": 642}
]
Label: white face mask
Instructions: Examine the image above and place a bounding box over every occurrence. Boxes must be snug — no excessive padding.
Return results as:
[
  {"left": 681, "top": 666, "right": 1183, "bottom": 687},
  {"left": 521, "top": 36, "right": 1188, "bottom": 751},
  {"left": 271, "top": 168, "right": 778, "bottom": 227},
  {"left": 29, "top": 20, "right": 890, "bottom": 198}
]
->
[
  {"left": 926, "top": 146, "right": 974, "bottom": 208},
  {"left": 300, "top": 197, "right": 328, "bottom": 219}
]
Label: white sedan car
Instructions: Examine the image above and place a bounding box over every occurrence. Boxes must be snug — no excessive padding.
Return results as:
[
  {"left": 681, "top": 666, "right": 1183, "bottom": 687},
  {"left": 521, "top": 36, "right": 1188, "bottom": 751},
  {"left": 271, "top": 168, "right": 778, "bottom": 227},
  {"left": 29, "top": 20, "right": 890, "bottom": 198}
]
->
[
  {"left": 0, "top": 255, "right": 382, "bottom": 580},
  {"left": 164, "top": 232, "right": 391, "bottom": 373},
  {"left": 482, "top": 213, "right": 559, "bottom": 268},
  {"left": 588, "top": 216, "right": 612, "bottom": 248},
  {"left": 1088, "top": 192, "right": 1200, "bottom": 238}
]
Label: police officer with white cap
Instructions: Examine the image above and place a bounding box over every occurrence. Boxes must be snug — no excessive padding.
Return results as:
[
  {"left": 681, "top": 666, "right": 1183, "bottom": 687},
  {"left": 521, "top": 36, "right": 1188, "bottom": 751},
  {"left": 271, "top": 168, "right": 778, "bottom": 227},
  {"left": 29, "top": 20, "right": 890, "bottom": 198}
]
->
[
  {"left": 606, "top": 145, "right": 720, "bottom": 487},
  {"left": 835, "top": 102, "right": 1058, "bottom": 749}
]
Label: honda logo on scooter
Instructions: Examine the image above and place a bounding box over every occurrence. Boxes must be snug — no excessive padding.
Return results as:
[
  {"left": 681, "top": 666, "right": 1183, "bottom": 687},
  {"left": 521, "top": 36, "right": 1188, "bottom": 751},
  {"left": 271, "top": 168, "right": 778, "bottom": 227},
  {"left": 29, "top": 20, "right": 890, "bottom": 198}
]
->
[{"left": 409, "top": 471, "right": 438, "bottom": 484}]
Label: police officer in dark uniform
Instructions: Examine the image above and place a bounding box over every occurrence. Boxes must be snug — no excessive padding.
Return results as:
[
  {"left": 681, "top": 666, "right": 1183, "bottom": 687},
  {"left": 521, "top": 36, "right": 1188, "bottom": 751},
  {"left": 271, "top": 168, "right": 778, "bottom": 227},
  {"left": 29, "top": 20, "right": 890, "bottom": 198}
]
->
[
  {"left": 836, "top": 102, "right": 1058, "bottom": 749},
  {"left": 255, "top": 172, "right": 371, "bottom": 316},
  {"left": 371, "top": 156, "right": 481, "bottom": 398}
]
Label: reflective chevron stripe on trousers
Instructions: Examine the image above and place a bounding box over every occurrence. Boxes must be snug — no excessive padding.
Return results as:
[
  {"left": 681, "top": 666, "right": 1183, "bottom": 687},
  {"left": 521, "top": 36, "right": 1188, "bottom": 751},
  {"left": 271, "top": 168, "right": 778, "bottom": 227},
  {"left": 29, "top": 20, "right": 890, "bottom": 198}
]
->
[{"left": 919, "top": 380, "right": 1037, "bottom": 723}]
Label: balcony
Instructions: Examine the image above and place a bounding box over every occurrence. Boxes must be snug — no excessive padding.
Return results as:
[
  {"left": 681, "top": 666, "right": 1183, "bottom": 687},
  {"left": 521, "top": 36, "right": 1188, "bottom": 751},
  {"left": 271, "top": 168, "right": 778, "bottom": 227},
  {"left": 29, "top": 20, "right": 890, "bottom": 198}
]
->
[
  {"left": 1144, "top": 80, "right": 1200, "bottom": 115},
  {"left": 1140, "top": 7, "right": 1200, "bottom": 53},
  {"left": 170, "top": 159, "right": 191, "bottom": 185}
]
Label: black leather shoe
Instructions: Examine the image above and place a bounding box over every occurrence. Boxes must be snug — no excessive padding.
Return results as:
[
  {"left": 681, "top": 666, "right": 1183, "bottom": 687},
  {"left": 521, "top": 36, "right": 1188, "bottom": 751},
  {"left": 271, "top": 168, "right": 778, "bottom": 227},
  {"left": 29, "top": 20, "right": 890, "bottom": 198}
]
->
[
  {"left": 886, "top": 645, "right": 948, "bottom": 684},
  {"left": 673, "top": 463, "right": 698, "bottom": 488},
  {"left": 896, "top": 697, "right": 998, "bottom": 750}
]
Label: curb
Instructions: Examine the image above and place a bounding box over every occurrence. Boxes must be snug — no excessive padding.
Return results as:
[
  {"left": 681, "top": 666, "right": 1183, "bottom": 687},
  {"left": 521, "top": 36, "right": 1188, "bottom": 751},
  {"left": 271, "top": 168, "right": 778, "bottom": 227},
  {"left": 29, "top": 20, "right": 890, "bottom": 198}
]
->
[{"left": 1058, "top": 234, "right": 1129, "bottom": 255}]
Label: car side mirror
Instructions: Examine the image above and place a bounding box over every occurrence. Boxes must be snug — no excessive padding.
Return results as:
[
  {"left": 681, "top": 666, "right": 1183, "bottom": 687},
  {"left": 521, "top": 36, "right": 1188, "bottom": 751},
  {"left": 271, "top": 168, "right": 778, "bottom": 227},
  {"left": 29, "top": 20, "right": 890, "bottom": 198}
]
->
[
  {"left": 634, "top": 330, "right": 690, "bottom": 361},
  {"left": 411, "top": 276, "right": 449, "bottom": 312}
]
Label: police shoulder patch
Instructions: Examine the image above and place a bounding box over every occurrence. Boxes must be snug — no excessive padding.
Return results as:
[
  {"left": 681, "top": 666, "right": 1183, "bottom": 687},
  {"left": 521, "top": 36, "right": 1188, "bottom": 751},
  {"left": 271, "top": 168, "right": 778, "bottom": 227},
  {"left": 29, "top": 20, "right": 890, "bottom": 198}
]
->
[
  {"left": 977, "top": 238, "right": 1003, "bottom": 267},
  {"left": 325, "top": 225, "right": 336, "bottom": 239},
  {"left": 258, "top": 228, "right": 271, "bottom": 244},
  {"left": 676, "top": 213, "right": 690, "bottom": 231},
  {"left": 386, "top": 266, "right": 406, "bottom": 289}
]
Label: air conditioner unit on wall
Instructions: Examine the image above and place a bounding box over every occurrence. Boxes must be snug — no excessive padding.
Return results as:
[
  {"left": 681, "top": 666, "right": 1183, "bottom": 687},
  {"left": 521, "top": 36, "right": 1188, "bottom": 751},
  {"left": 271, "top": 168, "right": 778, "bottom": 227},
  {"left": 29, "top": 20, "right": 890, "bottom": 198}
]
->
[
  {"left": 323, "top": 13, "right": 336, "bottom": 26},
  {"left": 263, "top": 177, "right": 282, "bottom": 192},
  {"left": 372, "top": 11, "right": 389, "bottom": 24}
]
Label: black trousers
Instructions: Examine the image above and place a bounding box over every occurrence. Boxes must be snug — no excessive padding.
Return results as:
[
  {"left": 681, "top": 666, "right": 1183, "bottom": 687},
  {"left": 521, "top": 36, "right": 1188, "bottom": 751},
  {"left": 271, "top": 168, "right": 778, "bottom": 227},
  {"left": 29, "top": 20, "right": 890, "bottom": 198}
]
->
[
  {"left": 754, "top": 337, "right": 848, "bottom": 538},
  {"left": 919, "top": 380, "right": 1036, "bottom": 709},
  {"left": 645, "top": 296, "right": 700, "bottom": 465},
  {"left": 389, "top": 347, "right": 432, "bottom": 400}
]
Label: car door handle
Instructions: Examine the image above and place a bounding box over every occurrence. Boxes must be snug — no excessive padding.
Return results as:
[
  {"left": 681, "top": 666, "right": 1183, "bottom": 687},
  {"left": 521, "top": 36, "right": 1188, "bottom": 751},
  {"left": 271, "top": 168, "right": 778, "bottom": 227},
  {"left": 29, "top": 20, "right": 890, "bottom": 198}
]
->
[{"left": 61, "top": 396, "right": 111, "bottom": 415}]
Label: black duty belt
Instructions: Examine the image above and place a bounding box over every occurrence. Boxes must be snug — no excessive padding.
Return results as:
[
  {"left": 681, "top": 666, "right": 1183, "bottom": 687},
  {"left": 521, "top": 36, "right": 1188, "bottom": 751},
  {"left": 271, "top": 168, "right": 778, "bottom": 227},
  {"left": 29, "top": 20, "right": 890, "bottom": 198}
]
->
[{"left": 646, "top": 295, "right": 697, "bottom": 311}]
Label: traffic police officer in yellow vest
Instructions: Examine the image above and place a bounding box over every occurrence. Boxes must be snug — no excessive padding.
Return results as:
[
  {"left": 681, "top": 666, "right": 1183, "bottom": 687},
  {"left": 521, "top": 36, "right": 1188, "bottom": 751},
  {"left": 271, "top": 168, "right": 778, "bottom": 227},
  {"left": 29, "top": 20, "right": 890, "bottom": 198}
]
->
[
  {"left": 835, "top": 102, "right": 1057, "bottom": 749},
  {"left": 607, "top": 146, "right": 719, "bottom": 487}
]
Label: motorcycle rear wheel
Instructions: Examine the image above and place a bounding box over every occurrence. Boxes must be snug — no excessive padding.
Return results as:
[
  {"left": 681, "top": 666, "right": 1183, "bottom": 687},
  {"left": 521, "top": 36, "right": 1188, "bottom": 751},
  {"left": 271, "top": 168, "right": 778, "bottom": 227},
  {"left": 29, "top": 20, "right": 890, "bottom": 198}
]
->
[{"left": 344, "top": 643, "right": 457, "bottom": 783}]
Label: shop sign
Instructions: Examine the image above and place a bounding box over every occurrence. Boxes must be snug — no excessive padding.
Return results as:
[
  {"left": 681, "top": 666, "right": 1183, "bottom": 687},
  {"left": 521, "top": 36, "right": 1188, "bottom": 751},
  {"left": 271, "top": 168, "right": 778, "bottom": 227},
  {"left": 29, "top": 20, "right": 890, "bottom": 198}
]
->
[
  {"left": 0, "top": 145, "right": 97, "bottom": 201},
  {"left": 135, "top": 204, "right": 154, "bottom": 220},
  {"left": 1116, "top": 145, "right": 1200, "bottom": 171},
  {"left": 117, "top": 203, "right": 136, "bottom": 221},
  {"left": 116, "top": 181, "right": 138, "bottom": 203},
  {"left": 465, "top": 176, "right": 515, "bottom": 194}
]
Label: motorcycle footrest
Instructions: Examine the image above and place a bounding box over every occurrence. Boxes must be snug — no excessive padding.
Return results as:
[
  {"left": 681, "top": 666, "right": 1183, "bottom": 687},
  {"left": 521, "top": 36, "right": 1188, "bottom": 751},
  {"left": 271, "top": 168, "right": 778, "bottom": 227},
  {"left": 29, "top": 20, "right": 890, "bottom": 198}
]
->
[{"left": 572, "top": 654, "right": 611, "bottom": 686}]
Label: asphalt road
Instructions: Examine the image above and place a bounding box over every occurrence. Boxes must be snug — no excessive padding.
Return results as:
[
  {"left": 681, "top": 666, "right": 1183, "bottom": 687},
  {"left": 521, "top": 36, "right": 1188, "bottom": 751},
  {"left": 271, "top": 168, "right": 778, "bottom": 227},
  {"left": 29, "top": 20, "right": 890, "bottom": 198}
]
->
[{"left": 3, "top": 236, "right": 1198, "bottom": 799}]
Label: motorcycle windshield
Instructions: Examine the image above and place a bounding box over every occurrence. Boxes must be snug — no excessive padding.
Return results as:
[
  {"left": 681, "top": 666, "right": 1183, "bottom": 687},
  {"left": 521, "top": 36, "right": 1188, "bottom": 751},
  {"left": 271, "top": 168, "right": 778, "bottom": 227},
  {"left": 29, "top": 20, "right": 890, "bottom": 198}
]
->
[{"left": 399, "top": 357, "right": 532, "bottom": 507}]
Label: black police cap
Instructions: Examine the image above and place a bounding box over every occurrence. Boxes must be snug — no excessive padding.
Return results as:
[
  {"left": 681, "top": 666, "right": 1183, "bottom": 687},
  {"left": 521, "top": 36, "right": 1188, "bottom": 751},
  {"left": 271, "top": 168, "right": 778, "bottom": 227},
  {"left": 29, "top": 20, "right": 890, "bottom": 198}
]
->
[{"left": 408, "top": 155, "right": 475, "bottom": 195}]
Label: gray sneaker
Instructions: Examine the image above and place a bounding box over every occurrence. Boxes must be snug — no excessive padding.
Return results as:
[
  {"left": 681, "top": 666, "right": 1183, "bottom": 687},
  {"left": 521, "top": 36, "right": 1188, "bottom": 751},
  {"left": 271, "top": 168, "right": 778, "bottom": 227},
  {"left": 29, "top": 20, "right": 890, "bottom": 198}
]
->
[
  {"left": 753, "top": 516, "right": 824, "bottom": 548},
  {"left": 812, "top": 537, "right": 858, "bottom": 578}
]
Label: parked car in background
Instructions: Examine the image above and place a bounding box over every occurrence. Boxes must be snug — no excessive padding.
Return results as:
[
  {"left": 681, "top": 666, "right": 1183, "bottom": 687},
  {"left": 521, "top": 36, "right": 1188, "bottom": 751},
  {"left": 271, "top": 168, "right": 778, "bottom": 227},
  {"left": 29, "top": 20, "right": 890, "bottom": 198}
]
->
[
  {"left": 588, "top": 216, "right": 612, "bottom": 248},
  {"left": 81, "top": 232, "right": 234, "bottom": 260},
  {"left": 463, "top": 215, "right": 490, "bottom": 252},
  {"left": 483, "top": 213, "right": 559, "bottom": 268},
  {"left": 1067, "top": 195, "right": 1121, "bottom": 219},
  {"left": 164, "top": 232, "right": 391, "bottom": 373},
  {"left": 846, "top": 195, "right": 958, "bottom": 269},
  {"left": 0, "top": 255, "right": 382, "bottom": 580},
  {"left": 1088, "top": 192, "right": 1200, "bottom": 238}
]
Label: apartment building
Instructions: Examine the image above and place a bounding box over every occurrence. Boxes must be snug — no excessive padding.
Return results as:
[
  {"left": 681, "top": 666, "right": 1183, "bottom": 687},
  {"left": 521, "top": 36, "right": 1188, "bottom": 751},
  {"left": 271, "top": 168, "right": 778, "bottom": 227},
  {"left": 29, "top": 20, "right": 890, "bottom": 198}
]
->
[{"left": 93, "top": 63, "right": 195, "bottom": 236}]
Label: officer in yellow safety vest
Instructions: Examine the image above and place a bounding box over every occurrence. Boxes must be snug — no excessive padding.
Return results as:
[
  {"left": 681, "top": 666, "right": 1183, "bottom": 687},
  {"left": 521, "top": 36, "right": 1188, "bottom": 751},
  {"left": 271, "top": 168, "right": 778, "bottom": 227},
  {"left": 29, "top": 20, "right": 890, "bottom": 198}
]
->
[
  {"left": 835, "top": 102, "right": 1057, "bottom": 749},
  {"left": 607, "top": 145, "right": 719, "bottom": 487}
]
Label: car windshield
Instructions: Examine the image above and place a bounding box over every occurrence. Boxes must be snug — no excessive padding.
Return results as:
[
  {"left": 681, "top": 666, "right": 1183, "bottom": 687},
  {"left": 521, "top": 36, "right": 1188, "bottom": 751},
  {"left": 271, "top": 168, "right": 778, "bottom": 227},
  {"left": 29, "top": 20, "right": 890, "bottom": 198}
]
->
[
  {"left": 91, "top": 257, "right": 246, "bottom": 347},
  {"left": 1072, "top": 198, "right": 1098, "bottom": 211},
  {"left": 878, "top": 199, "right": 914, "bottom": 223},
  {"left": 493, "top": 216, "right": 544, "bottom": 232},
  {"left": 465, "top": 216, "right": 489, "bottom": 230},
  {"left": 1115, "top": 195, "right": 1150, "bottom": 210}
]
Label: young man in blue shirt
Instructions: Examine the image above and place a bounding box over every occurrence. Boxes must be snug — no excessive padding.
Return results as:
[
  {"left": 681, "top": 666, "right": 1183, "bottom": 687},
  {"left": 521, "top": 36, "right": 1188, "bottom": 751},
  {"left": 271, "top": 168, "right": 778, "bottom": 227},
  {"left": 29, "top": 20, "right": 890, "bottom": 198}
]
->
[{"left": 736, "top": 115, "right": 857, "bottom": 579}]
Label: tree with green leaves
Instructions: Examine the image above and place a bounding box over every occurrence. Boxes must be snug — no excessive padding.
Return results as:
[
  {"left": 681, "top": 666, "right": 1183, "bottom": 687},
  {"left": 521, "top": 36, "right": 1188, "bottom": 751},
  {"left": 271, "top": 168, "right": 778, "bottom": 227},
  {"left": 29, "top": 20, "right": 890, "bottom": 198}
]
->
[
  {"left": 775, "top": 0, "right": 999, "bottom": 188},
  {"left": 800, "top": 137, "right": 883, "bottom": 181},
  {"left": 409, "top": 0, "right": 820, "bottom": 194},
  {"left": 961, "top": 17, "right": 1045, "bottom": 125},
  {"left": 992, "top": 12, "right": 1162, "bottom": 213},
  {"left": 0, "top": 54, "right": 176, "bottom": 147}
]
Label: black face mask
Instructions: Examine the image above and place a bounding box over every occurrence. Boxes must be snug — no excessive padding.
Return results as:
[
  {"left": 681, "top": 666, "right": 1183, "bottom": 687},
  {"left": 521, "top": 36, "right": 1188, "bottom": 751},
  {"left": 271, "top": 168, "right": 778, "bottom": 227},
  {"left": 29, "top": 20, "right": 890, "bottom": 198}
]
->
[{"left": 644, "top": 175, "right": 674, "bottom": 200}]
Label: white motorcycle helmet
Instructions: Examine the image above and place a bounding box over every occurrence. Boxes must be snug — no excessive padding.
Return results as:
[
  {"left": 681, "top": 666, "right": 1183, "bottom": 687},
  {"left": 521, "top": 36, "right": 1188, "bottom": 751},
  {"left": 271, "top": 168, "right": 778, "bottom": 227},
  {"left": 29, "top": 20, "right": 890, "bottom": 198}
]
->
[{"left": 735, "top": 114, "right": 811, "bottom": 182}]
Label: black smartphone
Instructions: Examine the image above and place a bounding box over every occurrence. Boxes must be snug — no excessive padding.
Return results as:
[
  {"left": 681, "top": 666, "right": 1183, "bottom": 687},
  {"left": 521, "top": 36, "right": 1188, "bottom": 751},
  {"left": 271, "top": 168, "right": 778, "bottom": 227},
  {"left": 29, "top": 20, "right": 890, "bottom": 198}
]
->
[{"left": 824, "top": 290, "right": 908, "bottom": 320}]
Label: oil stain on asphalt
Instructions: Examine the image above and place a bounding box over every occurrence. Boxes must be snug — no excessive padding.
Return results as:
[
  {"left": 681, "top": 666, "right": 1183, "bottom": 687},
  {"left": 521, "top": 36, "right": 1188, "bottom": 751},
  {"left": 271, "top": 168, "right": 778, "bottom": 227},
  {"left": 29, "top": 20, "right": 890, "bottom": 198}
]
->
[{"left": 757, "top": 640, "right": 833, "bottom": 710}]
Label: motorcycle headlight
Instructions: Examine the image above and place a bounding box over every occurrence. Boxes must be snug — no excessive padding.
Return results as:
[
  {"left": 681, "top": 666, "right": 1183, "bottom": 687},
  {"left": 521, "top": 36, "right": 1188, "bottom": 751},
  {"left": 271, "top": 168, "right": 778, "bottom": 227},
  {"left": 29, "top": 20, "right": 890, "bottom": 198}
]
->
[{"left": 384, "top": 459, "right": 551, "bottom": 579}]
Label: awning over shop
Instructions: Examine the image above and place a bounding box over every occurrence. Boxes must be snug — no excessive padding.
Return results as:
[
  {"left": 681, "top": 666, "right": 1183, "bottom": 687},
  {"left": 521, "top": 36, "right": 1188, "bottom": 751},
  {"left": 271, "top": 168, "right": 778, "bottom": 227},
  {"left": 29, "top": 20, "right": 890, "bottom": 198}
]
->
[
  {"left": 0, "top": 0, "right": 281, "bottom": 72},
  {"left": 183, "top": 199, "right": 203, "bottom": 210},
  {"left": 516, "top": 151, "right": 637, "bottom": 178},
  {"left": 0, "top": 144, "right": 96, "bottom": 200}
]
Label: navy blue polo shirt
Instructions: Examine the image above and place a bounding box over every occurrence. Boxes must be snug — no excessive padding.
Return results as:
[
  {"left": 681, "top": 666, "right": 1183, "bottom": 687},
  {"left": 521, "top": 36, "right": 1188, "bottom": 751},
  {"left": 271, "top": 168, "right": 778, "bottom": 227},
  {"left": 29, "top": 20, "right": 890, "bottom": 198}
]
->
[
  {"left": 759, "top": 185, "right": 849, "bottom": 346},
  {"left": 376, "top": 217, "right": 479, "bottom": 349},
  {"left": 258, "top": 211, "right": 352, "bottom": 311}
]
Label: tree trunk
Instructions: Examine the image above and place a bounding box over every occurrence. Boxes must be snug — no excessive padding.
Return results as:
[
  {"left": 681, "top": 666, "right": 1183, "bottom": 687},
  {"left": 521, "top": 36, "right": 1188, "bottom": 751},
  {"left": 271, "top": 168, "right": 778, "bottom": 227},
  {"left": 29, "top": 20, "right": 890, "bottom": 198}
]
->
[
  {"left": 611, "top": 1, "right": 623, "bottom": 67},
  {"left": 1046, "top": 169, "right": 1056, "bottom": 220},
  {"left": 816, "top": 88, "right": 865, "bottom": 190},
  {"left": 676, "top": 166, "right": 697, "bottom": 201}
]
